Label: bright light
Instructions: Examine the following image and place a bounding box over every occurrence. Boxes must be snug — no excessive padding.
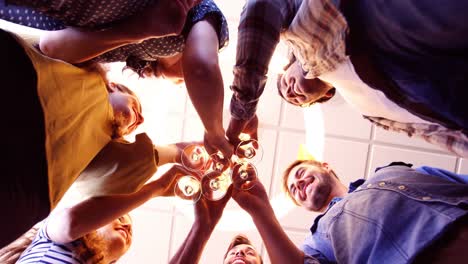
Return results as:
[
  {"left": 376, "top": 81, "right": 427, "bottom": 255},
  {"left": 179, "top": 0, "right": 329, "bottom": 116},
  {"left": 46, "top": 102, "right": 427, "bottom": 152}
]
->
[
  {"left": 1, "top": 18, "right": 326, "bottom": 232},
  {"left": 304, "top": 104, "right": 325, "bottom": 161}
]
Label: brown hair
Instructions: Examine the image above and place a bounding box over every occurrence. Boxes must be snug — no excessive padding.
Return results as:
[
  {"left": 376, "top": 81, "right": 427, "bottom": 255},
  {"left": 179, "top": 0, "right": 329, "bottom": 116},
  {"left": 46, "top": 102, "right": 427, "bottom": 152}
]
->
[
  {"left": 281, "top": 160, "right": 338, "bottom": 205},
  {"left": 123, "top": 57, "right": 159, "bottom": 78},
  {"left": 75, "top": 231, "right": 107, "bottom": 264},
  {"left": 0, "top": 227, "right": 108, "bottom": 264},
  {"left": 223, "top": 234, "right": 263, "bottom": 263}
]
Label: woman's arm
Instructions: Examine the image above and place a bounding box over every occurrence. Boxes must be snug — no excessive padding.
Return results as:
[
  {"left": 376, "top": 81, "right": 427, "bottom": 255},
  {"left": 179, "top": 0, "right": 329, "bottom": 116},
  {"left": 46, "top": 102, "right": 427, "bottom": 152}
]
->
[
  {"left": 182, "top": 16, "right": 233, "bottom": 158},
  {"left": 46, "top": 165, "right": 191, "bottom": 243},
  {"left": 39, "top": 0, "right": 199, "bottom": 63},
  {"left": 155, "top": 141, "right": 203, "bottom": 166},
  {"left": 169, "top": 188, "right": 232, "bottom": 264}
]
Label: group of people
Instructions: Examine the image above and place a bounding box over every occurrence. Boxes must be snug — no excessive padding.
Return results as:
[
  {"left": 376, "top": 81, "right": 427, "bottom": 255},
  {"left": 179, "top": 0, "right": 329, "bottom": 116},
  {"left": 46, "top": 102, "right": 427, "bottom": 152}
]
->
[{"left": 1, "top": 0, "right": 467, "bottom": 263}]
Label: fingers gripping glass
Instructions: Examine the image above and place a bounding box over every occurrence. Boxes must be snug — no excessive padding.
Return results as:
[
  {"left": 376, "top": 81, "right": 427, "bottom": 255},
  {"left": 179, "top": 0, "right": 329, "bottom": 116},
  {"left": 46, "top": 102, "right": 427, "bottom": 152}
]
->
[
  {"left": 181, "top": 145, "right": 210, "bottom": 172},
  {"left": 201, "top": 170, "right": 232, "bottom": 201},
  {"left": 231, "top": 162, "right": 257, "bottom": 190},
  {"left": 230, "top": 139, "right": 263, "bottom": 190},
  {"left": 175, "top": 140, "right": 264, "bottom": 202},
  {"left": 235, "top": 139, "right": 263, "bottom": 165},
  {"left": 174, "top": 173, "right": 202, "bottom": 203}
]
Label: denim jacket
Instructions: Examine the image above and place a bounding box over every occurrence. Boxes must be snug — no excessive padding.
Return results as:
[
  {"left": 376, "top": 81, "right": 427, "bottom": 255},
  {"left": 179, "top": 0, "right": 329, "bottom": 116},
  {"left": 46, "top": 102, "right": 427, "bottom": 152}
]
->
[{"left": 302, "top": 165, "right": 468, "bottom": 264}]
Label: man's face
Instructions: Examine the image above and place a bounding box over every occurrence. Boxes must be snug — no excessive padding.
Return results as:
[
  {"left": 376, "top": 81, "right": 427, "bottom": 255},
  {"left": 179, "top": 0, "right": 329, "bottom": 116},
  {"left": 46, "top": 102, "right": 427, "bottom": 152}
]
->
[
  {"left": 278, "top": 61, "right": 335, "bottom": 107},
  {"left": 286, "top": 163, "right": 335, "bottom": 212},
  {"left": 224, "top": 244, "right": 262, "bottom": 264}
]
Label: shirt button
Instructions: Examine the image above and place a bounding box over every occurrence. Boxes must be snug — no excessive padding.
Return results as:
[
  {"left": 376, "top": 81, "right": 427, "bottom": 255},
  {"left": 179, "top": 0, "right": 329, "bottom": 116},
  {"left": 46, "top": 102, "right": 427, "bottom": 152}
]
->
[
  {"left": 367, "top": 184, "right": 372, "bottom": 188},
  {"left": 378, "top": 182, "right": 386, "bottom": 187},
  {"left": 422, "top": 196, "right": 432, "bottom": 200},
  {"left": 398, "top": 185, "right": 406, "bottom": 190}
]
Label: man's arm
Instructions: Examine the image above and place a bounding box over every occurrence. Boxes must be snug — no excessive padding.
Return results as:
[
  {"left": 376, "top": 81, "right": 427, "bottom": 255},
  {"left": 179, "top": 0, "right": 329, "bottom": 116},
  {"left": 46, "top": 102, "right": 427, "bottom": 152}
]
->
[
  {"left": 39, "top": 0, "right": 199, "bottom": 63},
  {"left": 182, "top": 16, "right": 233, "bottom": 158},
  {"left": 226, "top": 0, "right": 291, "bottom": 145},
  {"left": 169, "top": 188, "right": 232, "bottom": 264},
  {"left": 232, "top": 182, "right": 308, "bottom": 264}
]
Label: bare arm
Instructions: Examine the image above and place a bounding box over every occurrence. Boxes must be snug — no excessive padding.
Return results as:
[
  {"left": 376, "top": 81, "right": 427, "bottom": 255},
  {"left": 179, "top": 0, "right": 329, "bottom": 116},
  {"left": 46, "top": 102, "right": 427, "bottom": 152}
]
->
[
  {"left": 46, "top": 165, "right": 191, "bottom": 243},
  {"left": 250, "top": 202, "right": 305, "bottom": 264},
  {"left": 39, "top": 0, "right": 199, "bottom": 63},
  {"left": 233, "top": 183, "right": 305, "bottom": 264},
  {"left": 170, "top": 188, "right": 232, "bottom": 264},
  {"left": 155, "top": 141, "right": 203, "bottom": 166},
  {"left": 182, "top": 17, "right": 233, "bottom": 158}
]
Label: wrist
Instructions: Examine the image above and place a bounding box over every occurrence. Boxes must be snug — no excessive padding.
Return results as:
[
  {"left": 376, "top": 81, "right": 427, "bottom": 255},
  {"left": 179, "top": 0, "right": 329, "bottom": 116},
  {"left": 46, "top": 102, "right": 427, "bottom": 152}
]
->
[
  {"left": 205, "top": 124, "right": 225, "bottom": 137},
  {"left": 247, "top": 203, "right": 274, "bottom": 220},
  {"left": 194, "top": 220, "right": 215, "bottom": 237}
]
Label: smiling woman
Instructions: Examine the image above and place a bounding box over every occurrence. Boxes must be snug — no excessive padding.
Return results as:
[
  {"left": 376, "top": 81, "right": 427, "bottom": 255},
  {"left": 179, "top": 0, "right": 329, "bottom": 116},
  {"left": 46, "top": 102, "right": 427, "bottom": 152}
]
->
[{"left": 9, "top": 214, "right": 134, "bottom": 264}]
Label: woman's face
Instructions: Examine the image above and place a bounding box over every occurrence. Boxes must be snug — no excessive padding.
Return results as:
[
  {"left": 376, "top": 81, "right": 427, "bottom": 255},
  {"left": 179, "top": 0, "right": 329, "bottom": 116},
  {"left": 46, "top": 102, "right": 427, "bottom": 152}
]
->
[
  {"left": 108, "top": 83, "right": 144, "bottom": 136},
  {"left": 96, "top": 215, "right": 133, "bottom": 262}
]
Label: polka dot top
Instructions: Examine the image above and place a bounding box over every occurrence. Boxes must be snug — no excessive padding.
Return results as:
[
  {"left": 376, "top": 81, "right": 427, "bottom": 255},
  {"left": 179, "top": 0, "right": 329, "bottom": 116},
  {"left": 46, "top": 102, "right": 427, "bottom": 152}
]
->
[{"left": 2, "top": 0, "right": 229, "bottom": 72}]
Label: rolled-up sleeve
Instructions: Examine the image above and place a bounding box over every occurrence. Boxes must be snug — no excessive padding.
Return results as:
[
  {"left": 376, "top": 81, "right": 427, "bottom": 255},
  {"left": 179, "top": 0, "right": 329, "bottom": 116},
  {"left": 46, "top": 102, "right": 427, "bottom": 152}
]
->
[{"left": 230, "top": 0, "right": 292, "bottom": 120}]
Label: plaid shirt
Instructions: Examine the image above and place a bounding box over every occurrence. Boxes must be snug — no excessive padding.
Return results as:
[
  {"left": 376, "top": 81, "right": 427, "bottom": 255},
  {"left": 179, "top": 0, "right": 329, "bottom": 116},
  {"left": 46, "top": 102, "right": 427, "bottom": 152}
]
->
[
  {"left": 366, "top": 116, "right": 468, "bottom": 158},
  {"left": 230, "top": 0, "right": 348, "bottom": 120}
]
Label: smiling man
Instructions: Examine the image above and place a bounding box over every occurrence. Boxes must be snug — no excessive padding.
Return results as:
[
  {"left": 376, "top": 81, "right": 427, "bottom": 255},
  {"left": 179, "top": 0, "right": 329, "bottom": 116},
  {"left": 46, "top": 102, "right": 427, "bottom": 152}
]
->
[
  {"left": 229, "top": 160, "right": 468, "bottom": 263},
  {"left": 223, "top": 234, "right": 263, "bottom": 264},
  {"left": 282, "top": 160, "right": 347, "bottom": 212},
  {"left": 202, "top": 0, "right": 468, "bottom": 158}
]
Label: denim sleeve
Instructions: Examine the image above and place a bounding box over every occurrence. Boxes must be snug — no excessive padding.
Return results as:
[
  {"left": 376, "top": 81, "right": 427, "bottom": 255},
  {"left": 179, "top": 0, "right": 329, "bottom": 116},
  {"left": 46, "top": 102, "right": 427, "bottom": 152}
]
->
[
  {"left": 416, "top": 166, "right": 468, "bottom": 184},
  {"left": 304, "top": 255, "right": 322, "bottom": 264},
  {"left": 302, "top": 244, "right": 336, "bottom": 264}
]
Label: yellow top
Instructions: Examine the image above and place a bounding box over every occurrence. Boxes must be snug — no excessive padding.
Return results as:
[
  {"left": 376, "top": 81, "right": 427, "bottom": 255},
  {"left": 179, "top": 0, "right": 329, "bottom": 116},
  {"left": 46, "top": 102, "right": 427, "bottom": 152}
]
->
[
  {"left": 16, "top": 34, "right": 157, "bottom": 208},
  {"left": 75, "top": 133, "right": 157, "bottom": 199}
]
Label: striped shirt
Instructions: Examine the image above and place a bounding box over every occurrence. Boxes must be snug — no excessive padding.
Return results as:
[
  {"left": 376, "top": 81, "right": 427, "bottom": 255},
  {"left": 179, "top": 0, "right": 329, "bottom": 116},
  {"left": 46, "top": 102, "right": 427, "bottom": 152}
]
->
[
  {"left": 230, "top": 0, "right": 348, "bottom": 120},
  {"left": 17, "top": 221, "right": 82, "bottom": 264}
]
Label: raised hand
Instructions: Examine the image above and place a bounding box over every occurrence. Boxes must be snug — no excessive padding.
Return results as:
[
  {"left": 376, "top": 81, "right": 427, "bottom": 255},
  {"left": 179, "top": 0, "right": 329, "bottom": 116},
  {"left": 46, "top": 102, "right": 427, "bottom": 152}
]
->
[
  {"left": 203, "top": 131, "right": 234, "bottom": 159},
  {"left": 226, "top": 115, "right": 259, "bottom": 149},
  {"left": 232, "top": 179, "right": 270, "bottom": 216},
  {"left": 174, "top": 141, "right": 204, "bottom": 164},
  {"left": 152, "top": 165, "right": 200, "bottom": 197},
  {"left": 194, "top": 186, "right": 233, "bottom": 230}
]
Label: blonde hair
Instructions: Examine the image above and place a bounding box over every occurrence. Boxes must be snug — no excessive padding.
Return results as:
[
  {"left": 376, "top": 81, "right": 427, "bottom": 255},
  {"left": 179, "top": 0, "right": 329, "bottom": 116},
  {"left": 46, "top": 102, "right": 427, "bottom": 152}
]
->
[
  {"left": 0, "top": 227, "right": 108, "bottom": 264},
  {"left": 0, "top": 227, "right": 39, "bottom": 264}
]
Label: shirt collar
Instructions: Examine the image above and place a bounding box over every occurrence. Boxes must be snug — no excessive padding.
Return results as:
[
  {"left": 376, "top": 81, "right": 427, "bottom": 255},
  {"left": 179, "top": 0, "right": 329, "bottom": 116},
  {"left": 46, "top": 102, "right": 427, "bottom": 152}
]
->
[{"left": 310, "top": 179, "right": 365, "bottom": 233}]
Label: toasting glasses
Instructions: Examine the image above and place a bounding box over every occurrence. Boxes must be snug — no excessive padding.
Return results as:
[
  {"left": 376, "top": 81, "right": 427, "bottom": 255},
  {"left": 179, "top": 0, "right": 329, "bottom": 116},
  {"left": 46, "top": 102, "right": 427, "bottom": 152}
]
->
[{"left": 174, "top": 139, "right": 263, "bottom": 203}]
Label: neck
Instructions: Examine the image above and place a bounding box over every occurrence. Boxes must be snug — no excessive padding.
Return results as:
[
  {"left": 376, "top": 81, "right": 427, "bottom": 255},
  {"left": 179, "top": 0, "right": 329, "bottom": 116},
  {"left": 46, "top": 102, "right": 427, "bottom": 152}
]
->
[
  {"left": 158, "top": 53, "right": 182, "bottom": 68},
  {"left": 330, "top": 181, "right": 349, "bottom": 200}
]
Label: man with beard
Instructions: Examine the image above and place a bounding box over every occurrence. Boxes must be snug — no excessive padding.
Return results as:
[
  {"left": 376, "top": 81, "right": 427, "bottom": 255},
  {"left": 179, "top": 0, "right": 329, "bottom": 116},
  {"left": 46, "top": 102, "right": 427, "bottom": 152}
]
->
[
  {"left": 203, "top": 0, "right": 468, "bottom": 158},
  {"left": 229, "top": 161, "right": 468, "bottom": 263}
]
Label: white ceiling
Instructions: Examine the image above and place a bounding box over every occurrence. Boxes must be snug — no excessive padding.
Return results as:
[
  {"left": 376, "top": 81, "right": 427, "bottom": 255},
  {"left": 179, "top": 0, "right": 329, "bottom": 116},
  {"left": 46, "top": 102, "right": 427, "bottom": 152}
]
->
[{"left": 2, "top": 1, "right": 467, "bottom": 263}]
